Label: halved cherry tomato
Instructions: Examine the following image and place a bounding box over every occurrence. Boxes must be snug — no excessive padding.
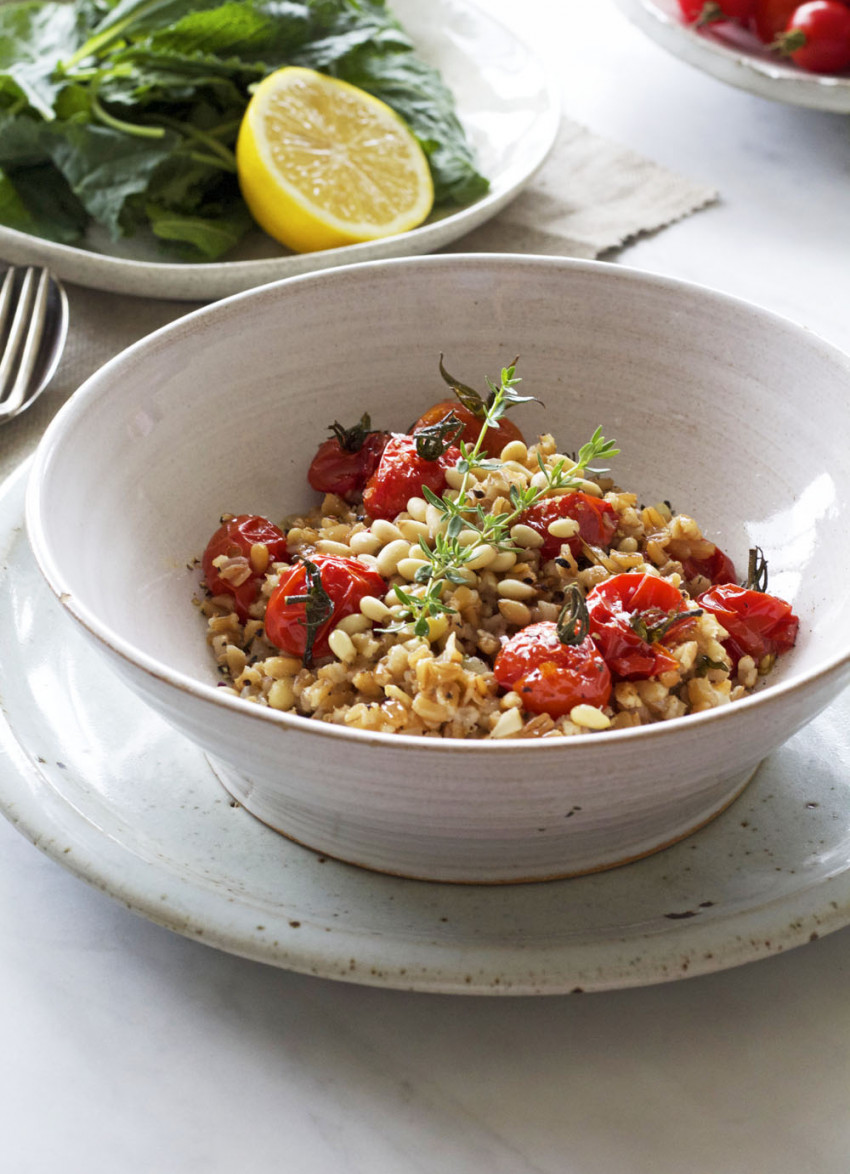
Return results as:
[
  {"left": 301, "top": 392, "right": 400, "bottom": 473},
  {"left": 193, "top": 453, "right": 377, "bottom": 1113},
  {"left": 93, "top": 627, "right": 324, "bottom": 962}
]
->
[
  {"left": 362, "top": 433, "right": 462, "bottom": 521},
  {"left": 494, "top": 622, "right": 612, "bottom": 718},
  {"left": 586, "top": 572, "right": 697, "bottom": 680},
  {"left": 410, "top": 400, "right": 525, "bottom": 460},
  {"left": 265, "top": 554, "right": 385, "bottom": 662},
  {"left": 681, "top": 543, "right": 737, "bottom": 586},
  {"left": 202, "top": 515, "right": 288, "bottom": 622},
  {"left": 775, "top": 1, "right": 850, "bottom": 73},
  {"left": 697, "top": 583, "right": 799, "bottom": 666},
  {"left": 307, "top": 430, "right": 390, "bottom": 499},
  {"left": 520, "top": 492, "right": 619, "bottom": 563}
]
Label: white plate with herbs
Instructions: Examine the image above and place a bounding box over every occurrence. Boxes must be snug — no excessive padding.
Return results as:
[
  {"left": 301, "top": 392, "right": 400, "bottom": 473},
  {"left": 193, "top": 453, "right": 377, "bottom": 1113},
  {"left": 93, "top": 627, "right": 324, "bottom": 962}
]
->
[{"left": 0, "top": 0, "right": 560, "bottom": 300}]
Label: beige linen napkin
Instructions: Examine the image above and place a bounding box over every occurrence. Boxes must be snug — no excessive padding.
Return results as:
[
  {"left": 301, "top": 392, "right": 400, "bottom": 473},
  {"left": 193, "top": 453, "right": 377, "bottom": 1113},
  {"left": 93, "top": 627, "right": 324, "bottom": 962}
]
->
[{"left": 0, "top": 118, "right": 716, "bottom": 481}]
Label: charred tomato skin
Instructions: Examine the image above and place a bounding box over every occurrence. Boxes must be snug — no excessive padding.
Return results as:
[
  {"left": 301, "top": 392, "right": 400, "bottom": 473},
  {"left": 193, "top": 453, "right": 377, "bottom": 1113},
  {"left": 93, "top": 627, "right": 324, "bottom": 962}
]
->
[
  {"left": 697, "top": 582, "right": 799, "bottom": 666},
  {"left": 265, "top": 554, "right": 386, "bottom": 661},
  {"left": 362, "top": 432, "right": 462, "bottom": 521},
  {"left": 307, "top": 430, "right": 390, "bottom": 498},
  {"left": 494, "top": 622, "right": 612, "bottom": 718},
  {"left": 586, "top": 572, "right": 696, "bottom": 680},
  {"left": 202, "top": 514, "right": 288, "bottom": 621},
  {"left": 410, "top": 400, "right": 525, "bottom": 460}
]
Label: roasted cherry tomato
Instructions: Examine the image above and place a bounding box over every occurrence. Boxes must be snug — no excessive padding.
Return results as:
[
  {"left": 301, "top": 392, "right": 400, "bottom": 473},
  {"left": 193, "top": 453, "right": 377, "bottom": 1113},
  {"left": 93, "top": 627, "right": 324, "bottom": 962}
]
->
[
  {"left": 586, "top": 572, "right": 696, "bottom": 680},
  {"left": 752, "top": 0, "right": 801, "bottom": 40},
  {"left": 494, "top": 622, "right": 612, "bottom": 718},
  {"left": 697, "top": 583, "right": 799, "bottom": 667},
  {"left": 410, "top": 400, "right": 525, "bottom": 460},
  {"left": 681, "top": 543, "right": 737, "bottom": 586},
  {"left": 265, "top": 554, "right": 385, "bottom": 662},
  {"left": 520, "top": 491, "right": 619, "bottom": 563},
  {"left": 775, "top": 1, "right": 850, "bottom": 73},
  {"left": 362, "top": 432, "right": 462, "bottom": 521},
  {"left": 307, "top": 419, "right": 390, "bottom": 499},
  {"left": 202, "top": 514, "right": 288, "bottom": 622}
]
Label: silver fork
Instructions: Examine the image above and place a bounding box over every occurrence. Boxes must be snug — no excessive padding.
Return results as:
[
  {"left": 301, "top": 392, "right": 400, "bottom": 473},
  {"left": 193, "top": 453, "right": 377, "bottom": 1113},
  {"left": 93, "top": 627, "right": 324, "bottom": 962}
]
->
[{"left": 0, "top": 267, "right": 69, "bottom": 423}]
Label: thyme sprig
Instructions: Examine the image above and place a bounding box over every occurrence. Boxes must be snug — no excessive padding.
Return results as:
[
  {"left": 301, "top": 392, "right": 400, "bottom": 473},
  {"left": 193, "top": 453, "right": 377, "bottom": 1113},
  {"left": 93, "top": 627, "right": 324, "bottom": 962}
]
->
[
  {"left": 381, "top": 361, "right": 619, "bottom": 638},
  {"left": 284, "top": 556, "right": 334, "bottom": 667}
]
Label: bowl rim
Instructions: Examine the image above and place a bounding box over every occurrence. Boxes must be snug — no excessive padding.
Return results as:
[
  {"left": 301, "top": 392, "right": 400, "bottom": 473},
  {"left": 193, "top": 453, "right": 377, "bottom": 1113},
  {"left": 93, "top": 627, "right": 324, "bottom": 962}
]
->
[{"left": 25, "top": 252, "right": 850, "bottom": 754}]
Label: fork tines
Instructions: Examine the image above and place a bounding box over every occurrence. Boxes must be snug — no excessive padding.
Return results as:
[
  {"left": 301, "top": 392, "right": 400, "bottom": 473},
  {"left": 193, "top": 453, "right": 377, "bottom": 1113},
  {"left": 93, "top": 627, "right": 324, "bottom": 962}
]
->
[{"left": 0, "top": 266, "right": 51, "bottom": 418}]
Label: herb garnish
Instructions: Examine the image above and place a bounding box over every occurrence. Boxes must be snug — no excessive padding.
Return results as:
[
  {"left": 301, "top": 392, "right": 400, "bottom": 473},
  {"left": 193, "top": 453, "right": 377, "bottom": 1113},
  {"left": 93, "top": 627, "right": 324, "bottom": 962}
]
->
[
  {"left": 414, "top": 410, "right": 464, "bottom": 460},
  {"left": 746, "top": 546, "right": 769, "bottom": 592},
  {"left": 284, "top": 556, "right": 334, "bottom": 668},
  {"left": 630, "top": 607, "right": 700, "bottom": 645},
  {"left": 381, "top": 361, "right": 619, "bottom": 637},
  {"left": 329, "top": 413, "right": 372, "bottom": 453},
  {"left": 556, "top": 584, "right": 590, "bottom": 646}
]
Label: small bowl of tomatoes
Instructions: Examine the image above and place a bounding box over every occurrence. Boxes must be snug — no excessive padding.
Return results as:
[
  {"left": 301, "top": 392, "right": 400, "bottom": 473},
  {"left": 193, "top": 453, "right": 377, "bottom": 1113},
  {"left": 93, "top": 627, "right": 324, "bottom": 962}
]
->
[{"left": 25, "top": 254, "right": 850, "bottom": 882}]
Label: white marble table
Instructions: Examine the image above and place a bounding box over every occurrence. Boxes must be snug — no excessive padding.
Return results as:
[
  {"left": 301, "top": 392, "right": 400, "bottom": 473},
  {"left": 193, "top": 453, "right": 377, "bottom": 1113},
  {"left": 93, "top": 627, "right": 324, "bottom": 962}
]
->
[{"left": 3, "top": 2, "right": 850, "bottom": 1171}]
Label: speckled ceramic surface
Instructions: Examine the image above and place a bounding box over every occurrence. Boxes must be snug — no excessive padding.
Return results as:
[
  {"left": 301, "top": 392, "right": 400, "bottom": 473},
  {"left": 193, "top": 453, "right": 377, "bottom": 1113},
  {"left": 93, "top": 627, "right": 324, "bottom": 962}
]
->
[
  {"left": 25, "top": 255, "right": 850, "bottom": 882},
  {"left": 5, "top": 460, "right": 850, "bottom": 992},
  {"left": 614, "top": 0, "right": 850, "bottom": 111},
  {"left": 0, "top": 0, "right": 559, "bottom": 300}
]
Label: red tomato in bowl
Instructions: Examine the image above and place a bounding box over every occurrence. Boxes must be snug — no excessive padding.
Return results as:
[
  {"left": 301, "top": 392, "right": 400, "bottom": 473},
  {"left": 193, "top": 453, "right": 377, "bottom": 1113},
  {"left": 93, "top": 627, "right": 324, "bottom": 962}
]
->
[
  {"left": 520, "top": 492, "right": 619, "bottom": 562},
  {"left": 776, "top": 1, "right": 850, "bottom": 73},
  {"left": 494, "top": 622, "right": 612, "bottom": 718},
  {"left": 586, "top": 573, "right": 696, "bottom": 680},
  {"left": 362, "top": 433, "right": 462, "bottom": 521},
  {"left": 697, "top": 583, "right": 799, "bottom": 666},
  {"left": 307, "top": 430, "right": 390, "bottom": 498},
  {"left": 410, "top": 400, "right": 525, "bottom": 460},
  {"left": 202, "top": 514, "right": 288, "bottom": 621},
  {"left": 680, "top": 544, "right": 737, "bottom": 585},
  {"left": 265, "top": 555, "right": 385, "bottom": 662},
  {"left": 752, "top": 0, "right": 801, "bottom": 40}
]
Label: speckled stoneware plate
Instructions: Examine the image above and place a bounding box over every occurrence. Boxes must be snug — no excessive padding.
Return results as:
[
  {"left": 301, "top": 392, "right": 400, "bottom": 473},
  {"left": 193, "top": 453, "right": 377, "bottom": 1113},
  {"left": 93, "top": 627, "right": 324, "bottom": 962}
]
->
[
  {"left": 0, "top": 0, "right": 559, "bottom": 301},
  {"left": 614, "top": 0, "right": 850, "bottom": 111},
  {"left": 3, "top": 465, "right": 850, "bottom": 993}
]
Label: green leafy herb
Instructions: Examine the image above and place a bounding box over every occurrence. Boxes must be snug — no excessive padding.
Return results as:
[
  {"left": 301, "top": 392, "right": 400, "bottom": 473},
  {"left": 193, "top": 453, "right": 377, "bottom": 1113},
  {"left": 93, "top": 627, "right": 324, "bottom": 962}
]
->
[
  {"left": 381, "top": 359, "right": 619, "bottom": 637},
  {"left": 695, "top": 653, "right": 728, "bottom": 677},
  {"left": 556, "top": 584, "right": 590, "bottom": 647},
  {"left": 328, "top": 412, "right": 372, "bottom": 453},
  {"left": 414, "top": 409, "right": 463, "bottom": 461},
  {"left": 630, "top": 607, "right": 699, "bottom": 645},
  {"left": 0, "top": 0, "right": 488, "bottom": 258},
  {"left": 283, "top": 555, "right": 334, "bottom": 667}
]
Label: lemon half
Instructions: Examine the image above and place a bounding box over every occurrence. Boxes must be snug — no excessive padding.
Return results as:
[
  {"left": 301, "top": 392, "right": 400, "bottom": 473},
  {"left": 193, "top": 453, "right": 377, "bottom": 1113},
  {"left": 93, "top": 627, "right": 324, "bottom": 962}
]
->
[{"left": 236, "top": 67, "right": 435, "bottom": 254}]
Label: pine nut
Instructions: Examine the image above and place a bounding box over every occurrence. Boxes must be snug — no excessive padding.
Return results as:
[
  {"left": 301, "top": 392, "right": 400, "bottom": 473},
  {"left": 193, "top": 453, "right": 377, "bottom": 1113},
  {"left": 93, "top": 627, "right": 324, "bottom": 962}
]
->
[
  {"left": 457, "top": 529, "right": 482, "bottom": 547},
  {"left": 497, "top": 578, "right": 537, "bottom": 601},
  {"left": 510, "top": 523, "right": 544, "bottom": 549},
  {"left": 500, "top": 440, "right": 528, "bottom": 463},
  {"left": 371, "top": 519, "right": 404, "bottom": 544},
  {"left": 249, "top": 543, "right": 270, "bottom": 573},
  {"left": 349, "top": 530, "right": 381, "bottom": 555},
  {"left": 547, "top": 517, "right": 580, "bottom": 539},
  {"left": 376, "top": 539, "right": 411, "bottom": 577},
  {"left": 425, "top": 504, "right": 445, "bottom": 534},
  {"left": 498, "top": 599, "right": 531, "bottom": 626},
  {"left": 444, "top": 467, "right": 465, "bottom": 490},
  {"left": 335, "top": 613, "right": 371, "bottom": 635},
  {"left": 490, "top": 708, "right": 524, "bottom": 738},
  {"left": 315, "top": 539, "right": 350, "bottom": 557},
  {"left": 570, "top": 704, "right": 611, "bottom": 730},
  {"left": 397, "top": 557, "right": 430, "bottom": 581},
  {"left": 397, "top": 519, "right": 431, "bottom": 543},
  {"left": 356, "top": 553, "right": 379, "bottom": 570},
  {"left": 489, "top": 550, "right": 517, "bottom": 573},
  {"left": 426, "top": 615, "right": 449, "bottom": 641},
  {"left": 328, "top": 628, "right": 357, "bottom": 664},
  {"left": 263, "top": 656, "right": 303, "bottom": 678},
  {"left": 268, "top": 678, "right": 296, "bottom": 710},
  {"left": 465, "top": 544, "right": 497, "bottom": 570},
  {"left": 406, "top": 497, "right": 428, "bottom": 521},
  {"left": 530, "top": 471, "right": 549, "bottom": 490}
]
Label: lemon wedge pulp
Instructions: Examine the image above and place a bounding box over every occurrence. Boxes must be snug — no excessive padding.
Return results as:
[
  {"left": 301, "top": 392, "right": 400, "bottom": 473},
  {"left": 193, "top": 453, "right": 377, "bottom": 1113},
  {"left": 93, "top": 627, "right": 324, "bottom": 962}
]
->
[{"left": 236, "top": 67, "right": 435, "bottom": 254}]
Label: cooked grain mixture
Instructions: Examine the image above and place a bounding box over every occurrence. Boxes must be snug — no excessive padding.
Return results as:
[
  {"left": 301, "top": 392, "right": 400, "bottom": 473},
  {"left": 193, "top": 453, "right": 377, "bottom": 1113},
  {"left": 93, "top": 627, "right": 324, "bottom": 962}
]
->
[{"left": 196, "top": 364, "right": 798, "bottom": 739}]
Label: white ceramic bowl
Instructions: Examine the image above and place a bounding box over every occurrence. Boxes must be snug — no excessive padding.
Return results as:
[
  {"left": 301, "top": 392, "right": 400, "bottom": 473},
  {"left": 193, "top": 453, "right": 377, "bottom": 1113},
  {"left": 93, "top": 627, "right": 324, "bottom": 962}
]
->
[{"left": 26, "top": 255, "right": 850, "bottom": 882}]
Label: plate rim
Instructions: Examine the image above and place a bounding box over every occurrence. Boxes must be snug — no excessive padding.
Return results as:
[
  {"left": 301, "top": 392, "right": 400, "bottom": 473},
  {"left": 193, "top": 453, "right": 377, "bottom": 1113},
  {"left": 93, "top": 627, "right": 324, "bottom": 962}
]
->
[
  {"left": 5, "top": 458, "right": 850, "bottom": 994},
  {"left": 0, "top": 0, "right": 561, "bottom": 300}
]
